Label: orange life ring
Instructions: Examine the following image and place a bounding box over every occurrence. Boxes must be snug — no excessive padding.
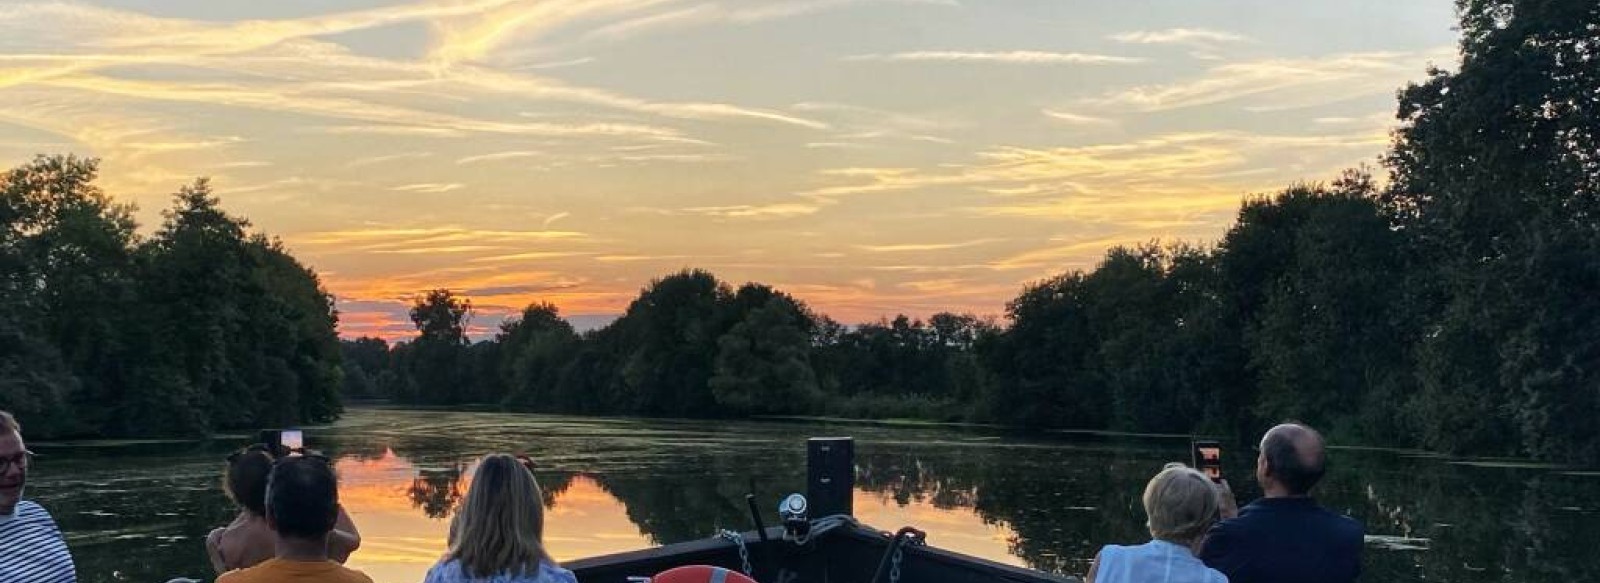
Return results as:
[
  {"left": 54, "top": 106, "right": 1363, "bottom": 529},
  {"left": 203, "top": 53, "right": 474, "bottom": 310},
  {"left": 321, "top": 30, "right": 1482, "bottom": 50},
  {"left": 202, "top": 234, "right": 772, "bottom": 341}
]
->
[{"left": 652, "top": 565, "right": 759, "bottom": 583}]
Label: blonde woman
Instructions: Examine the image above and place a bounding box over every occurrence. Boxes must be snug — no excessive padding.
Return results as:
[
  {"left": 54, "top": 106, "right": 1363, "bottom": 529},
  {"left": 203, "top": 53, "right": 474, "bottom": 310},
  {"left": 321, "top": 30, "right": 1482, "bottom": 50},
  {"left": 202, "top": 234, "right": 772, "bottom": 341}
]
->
[
  {"left": 1086, "top": 463, "right": 1227, "bottom": 583},
  {"left": 423, "top": 454, "right": 576, "bottom": 583}
]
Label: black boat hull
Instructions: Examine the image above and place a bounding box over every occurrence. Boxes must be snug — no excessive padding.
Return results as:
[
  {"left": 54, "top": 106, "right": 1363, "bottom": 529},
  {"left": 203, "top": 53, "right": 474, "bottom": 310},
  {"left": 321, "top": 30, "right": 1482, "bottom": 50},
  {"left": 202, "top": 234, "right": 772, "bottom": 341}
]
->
[{"left": 568, "top": 523, "right": 1079, "bottom": 583}]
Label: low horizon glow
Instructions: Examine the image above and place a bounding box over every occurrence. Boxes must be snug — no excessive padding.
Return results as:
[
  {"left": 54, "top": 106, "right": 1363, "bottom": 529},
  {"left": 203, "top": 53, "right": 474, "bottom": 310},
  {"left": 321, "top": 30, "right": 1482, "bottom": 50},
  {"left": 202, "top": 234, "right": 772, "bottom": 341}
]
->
[{"left": 0, "top": 0, "right": 1460, "bottom": 341}]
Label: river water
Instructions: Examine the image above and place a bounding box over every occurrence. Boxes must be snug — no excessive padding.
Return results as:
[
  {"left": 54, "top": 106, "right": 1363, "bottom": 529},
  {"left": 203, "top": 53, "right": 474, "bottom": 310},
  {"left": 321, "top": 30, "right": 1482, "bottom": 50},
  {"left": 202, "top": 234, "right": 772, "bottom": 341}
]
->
[{"left": 26, "top": 407, "right": 1598, "bottom": 583}]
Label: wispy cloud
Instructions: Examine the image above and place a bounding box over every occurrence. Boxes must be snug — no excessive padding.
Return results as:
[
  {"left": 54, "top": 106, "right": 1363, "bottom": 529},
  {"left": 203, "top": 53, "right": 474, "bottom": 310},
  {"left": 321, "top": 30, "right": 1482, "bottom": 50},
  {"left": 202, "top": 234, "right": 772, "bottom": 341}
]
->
[
  {"left": 211, "top": 160, "right": 273, "bottom": 169},
  {"left": 579, "top": 0, "right": 958, "bottom": 42},
  {"left": 583, "top": 5, "right": 721, "bottom": 41},
  {"left": 802, "top": 130, "right": 1387, "bottom": 232},
  {"left": 427, "top": 0, "right": 665, "bottom": 66},
  {"left": 514, "top": 57, "right": 596, "bottom": 70},
  {"left": 347, "top": 152, "right": 432, "bottom": 168},
  {"left": 596, "top": 254, "right": 692, "bottom": 262},
  {"left": 121, "top": 136, "right": 245, "bottom": 152},
  {"left": 676, "top": 203, "right": 822, "bottom": 219},
  {"left": 465, "top": 282, "right": 584, "bottom": 296},
  {"left": 371, "top": 245, "right": 506, "bottom": 254},
  {"left": 986, "top": 236, "right": 1155, "bottom": 271},
  {"left": 1109, "top": 28, "right": 1249, "bottom": 46},
  {"left": 855, "top": 238, "right": 1003, "bottom": 252},
  {"left": 390, "top": 183, "right": 464, "bottom": 193},
  {"left": 1042, "top": 109, "right": 1115, "bottom": 126},
  {"left": 41, "top": 74, "right": 693, "bottom": 140},
  {"left": 845, "top": 50, "right": 1143, "bottom": 65},
  {"left": 1085, "top": 48, "right": 1453, "bottom": 112},
  {"left": 0, "top": 0, "right": 1450, "bottom": 333},
  {"left": 456, "top": 150, "right": 544, "bottom": 164},
  {"left": 1, "top": 0, "right": 831, "bottom": 149},
  {"left": 789, "top": 101, "right": 959, "bottom": 145},
  {"left": 805, "top": 142, "right": 873, "bottom": 149},
  {"left": 616, "top": 153, "right": 738, "bottom": 163},
  {"left": 469, "top": 251, "right": 592, "bottom": 263},
  {"left": 299, "top": 227, "right": 588, "bottom": 248}
]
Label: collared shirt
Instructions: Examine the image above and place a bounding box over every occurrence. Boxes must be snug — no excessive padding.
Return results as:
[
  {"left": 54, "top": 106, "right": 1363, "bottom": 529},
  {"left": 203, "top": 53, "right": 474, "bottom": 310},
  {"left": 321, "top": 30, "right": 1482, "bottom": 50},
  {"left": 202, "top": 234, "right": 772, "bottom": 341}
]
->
[
  {"left": 0, "top": 500, "right": 78, "bottom": 583},
  {"left": 216, "top": 558, "right": 373, "bottom": 583},
  {"left": 1095, "top": 539, "right": 1227, "bottom": 583},
  {"left": 1200, "top": 497, "right": 1364, "bottom": 583}
]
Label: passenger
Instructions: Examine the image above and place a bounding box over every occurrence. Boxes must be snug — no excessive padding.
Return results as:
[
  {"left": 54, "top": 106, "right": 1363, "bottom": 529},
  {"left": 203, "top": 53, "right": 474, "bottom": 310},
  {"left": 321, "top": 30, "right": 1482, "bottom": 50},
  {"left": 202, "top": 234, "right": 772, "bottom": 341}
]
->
[
  {"left": 1200, "top": 423, "right": 1363, "bottom": 583},
  {"left": 217, "top": 456, "right": 372, "bottom": 583},
  {"left": 0, "top": 410, "right": 78, "bottom": 583},
  {"left": 206, "top": 446, "right": 361, "bottom": 573},
  {"left": 423, "top": 454, "right": 576, "bottom": 583},
  {"left": 1086, "top": 463, "right": 1226, "bottom": 583}
]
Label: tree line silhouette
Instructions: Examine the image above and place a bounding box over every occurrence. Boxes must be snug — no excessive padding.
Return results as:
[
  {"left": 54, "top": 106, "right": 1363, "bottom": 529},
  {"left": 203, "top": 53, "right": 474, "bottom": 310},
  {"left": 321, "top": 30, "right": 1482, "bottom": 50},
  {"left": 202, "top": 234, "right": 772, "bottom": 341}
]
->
[
  {"left": 0, "top": 158, "right": 342, "bottom": 437},
  {"left": 2, "top": 0, "right": 1595, "bottom": 464}
]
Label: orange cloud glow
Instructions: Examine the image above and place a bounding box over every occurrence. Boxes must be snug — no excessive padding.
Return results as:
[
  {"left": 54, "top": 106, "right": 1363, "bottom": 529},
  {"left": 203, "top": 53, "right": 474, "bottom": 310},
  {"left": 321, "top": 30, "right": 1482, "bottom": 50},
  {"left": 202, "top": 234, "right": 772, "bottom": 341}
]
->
[{"left": 0, "top": 0, "right": 1458, "bottom": 340}]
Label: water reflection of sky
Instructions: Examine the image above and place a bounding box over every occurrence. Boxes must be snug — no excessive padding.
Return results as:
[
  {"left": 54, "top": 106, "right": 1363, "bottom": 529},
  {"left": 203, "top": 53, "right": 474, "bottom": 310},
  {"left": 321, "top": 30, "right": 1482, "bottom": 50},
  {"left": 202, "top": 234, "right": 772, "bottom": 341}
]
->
[
  {"left": 336, "top": 449, "right": 1024, "bottom": 582},
  {"left": 35, "top": 409, "right": 1600, "bottom": 583}
]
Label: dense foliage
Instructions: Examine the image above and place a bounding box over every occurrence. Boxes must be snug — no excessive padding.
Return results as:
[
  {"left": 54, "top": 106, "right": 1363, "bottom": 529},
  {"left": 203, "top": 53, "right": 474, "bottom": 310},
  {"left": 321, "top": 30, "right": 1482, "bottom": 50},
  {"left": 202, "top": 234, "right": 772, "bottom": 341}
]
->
[
  {"left": 0, "top": 156, "right": 343, "bottom": 438},
  {"left": 348, "top": 0, "right": 1599, "bottom": 463},
  {"left": 4, "top": 0, "right": 1596, "bottom": 463},
  {"left": 351, "top": 275, "right": 995, "bottom": 422}
]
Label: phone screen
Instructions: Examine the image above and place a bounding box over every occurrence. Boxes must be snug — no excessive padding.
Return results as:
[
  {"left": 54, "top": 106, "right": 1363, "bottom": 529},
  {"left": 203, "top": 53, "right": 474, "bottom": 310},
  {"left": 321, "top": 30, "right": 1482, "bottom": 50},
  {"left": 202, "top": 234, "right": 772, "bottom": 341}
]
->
[
  {"left": 280, "top": 430, "right": 304, "bottom": 454},
  {"left": 1192, "top": 441, "right": 1222, "bottom": 482}
]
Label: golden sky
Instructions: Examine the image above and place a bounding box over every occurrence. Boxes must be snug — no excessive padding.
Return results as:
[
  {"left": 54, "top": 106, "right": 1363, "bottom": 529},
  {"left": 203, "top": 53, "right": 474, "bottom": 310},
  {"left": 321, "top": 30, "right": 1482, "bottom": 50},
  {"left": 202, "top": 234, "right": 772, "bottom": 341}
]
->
[{"left": 0, "top": 0, "right": 1459, "bottom": 339}]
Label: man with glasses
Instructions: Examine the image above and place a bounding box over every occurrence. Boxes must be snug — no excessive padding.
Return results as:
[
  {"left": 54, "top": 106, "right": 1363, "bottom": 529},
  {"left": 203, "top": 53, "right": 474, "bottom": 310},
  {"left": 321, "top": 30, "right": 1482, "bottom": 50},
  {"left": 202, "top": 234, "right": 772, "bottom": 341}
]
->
[{"left": 0, "top": 410, "right": 78, "bottom": 583}]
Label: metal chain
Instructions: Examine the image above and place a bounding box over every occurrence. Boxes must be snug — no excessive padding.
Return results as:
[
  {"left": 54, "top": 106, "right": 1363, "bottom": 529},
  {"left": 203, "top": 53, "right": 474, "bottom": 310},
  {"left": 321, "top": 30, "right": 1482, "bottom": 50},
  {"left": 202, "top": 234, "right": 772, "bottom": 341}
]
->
[
  {"left": 889, "top": 529, "right": 925, "bottom": 583},
  {"left": 717, "top": 529, "right": 754, "bottom": 576},
  {"left": 889, "top": 544, "right": 904, "bottom": 583}
]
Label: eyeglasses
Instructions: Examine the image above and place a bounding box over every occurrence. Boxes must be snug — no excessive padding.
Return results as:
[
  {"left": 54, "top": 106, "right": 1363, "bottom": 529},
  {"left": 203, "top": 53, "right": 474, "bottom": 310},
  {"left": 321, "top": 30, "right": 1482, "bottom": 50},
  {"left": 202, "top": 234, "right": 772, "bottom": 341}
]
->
[{"left": 0, "top": 450, "right": 34, "bottom": 474}]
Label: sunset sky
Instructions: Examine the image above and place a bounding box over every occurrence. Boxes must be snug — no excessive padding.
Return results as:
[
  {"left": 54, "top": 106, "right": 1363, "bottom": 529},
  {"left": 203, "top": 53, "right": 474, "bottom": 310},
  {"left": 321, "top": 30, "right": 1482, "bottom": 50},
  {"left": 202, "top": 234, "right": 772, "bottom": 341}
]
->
[{"left": 0, "top": 0, "right": 1459, "bottom": 339}]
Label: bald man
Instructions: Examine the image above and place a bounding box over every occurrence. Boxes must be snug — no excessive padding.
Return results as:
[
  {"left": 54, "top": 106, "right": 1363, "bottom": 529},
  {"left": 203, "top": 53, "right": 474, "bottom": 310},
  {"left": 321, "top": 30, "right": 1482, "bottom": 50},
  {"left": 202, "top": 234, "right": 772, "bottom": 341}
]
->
[{"left": 1199, "top": 423, "right": 1363, "bottom": 583}]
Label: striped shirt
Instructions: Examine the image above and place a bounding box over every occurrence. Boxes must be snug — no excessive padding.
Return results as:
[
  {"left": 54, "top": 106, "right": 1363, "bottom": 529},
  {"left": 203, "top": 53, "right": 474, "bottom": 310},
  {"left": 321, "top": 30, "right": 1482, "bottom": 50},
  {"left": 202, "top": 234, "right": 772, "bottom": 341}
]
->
[{"left": 0, "top": 500, "right": 77, "bottom": 583}]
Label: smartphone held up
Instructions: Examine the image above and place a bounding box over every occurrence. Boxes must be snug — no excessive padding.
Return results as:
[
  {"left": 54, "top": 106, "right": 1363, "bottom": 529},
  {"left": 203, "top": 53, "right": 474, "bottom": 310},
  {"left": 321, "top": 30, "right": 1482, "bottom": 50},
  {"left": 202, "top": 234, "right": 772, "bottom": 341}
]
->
[
  {"left": 1191, "top": 440, "right": 1223, "bottom": 483},
  {"left": 259, "top": 428, "right": 305, "bottom": 457}
]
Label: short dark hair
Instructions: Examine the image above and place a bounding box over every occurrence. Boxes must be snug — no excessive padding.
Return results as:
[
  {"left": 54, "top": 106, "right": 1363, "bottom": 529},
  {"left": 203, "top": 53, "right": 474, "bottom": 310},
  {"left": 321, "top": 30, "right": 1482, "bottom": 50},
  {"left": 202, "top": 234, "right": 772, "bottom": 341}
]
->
[
  {"left": 267, "top": 457, "right": 340, "bottom": 540},
  {"left": 1262, "top": 425, "right": 1326, "bottom": 495},
  {"left": 225, "top": 450, "right": 274, "bottom": 516}
]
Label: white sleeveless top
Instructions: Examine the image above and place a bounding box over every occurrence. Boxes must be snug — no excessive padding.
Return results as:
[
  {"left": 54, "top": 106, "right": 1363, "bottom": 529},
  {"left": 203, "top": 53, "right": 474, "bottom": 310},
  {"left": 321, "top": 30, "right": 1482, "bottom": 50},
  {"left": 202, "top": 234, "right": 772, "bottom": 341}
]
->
[{"left": 1095, "top": 540, "right": 1227, "bottom": 583}]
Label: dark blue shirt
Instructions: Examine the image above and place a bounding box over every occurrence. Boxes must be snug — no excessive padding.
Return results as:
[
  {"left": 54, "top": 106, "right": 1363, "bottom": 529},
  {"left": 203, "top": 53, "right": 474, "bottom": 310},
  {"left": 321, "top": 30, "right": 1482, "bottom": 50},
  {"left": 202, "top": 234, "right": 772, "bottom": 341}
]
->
[{"left": 1199, "top": 497, "right": 1363, "bottom": 583}]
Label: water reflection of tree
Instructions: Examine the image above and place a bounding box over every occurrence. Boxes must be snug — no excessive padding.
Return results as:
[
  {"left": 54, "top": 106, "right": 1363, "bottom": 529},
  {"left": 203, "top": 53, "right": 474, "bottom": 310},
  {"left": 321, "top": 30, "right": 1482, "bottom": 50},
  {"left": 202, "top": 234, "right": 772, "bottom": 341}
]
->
[
  {"left": 408, "top": 463, "right": 466, "bottom": 519},
  {"left": 368, "top": 420, "right": 1600, "bottom": 583},
  {"left": 401, "top": 457, "right": 579, "bottom": 519},
  {"left": 852, "top": 447, "right": 1154, "bottom": 576},
  {"left": 590, "top": 449, "right": 805, "bottom": 545},
  {"left": 1274, "top": 450, "right": 1600, "bottom": 583}
]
